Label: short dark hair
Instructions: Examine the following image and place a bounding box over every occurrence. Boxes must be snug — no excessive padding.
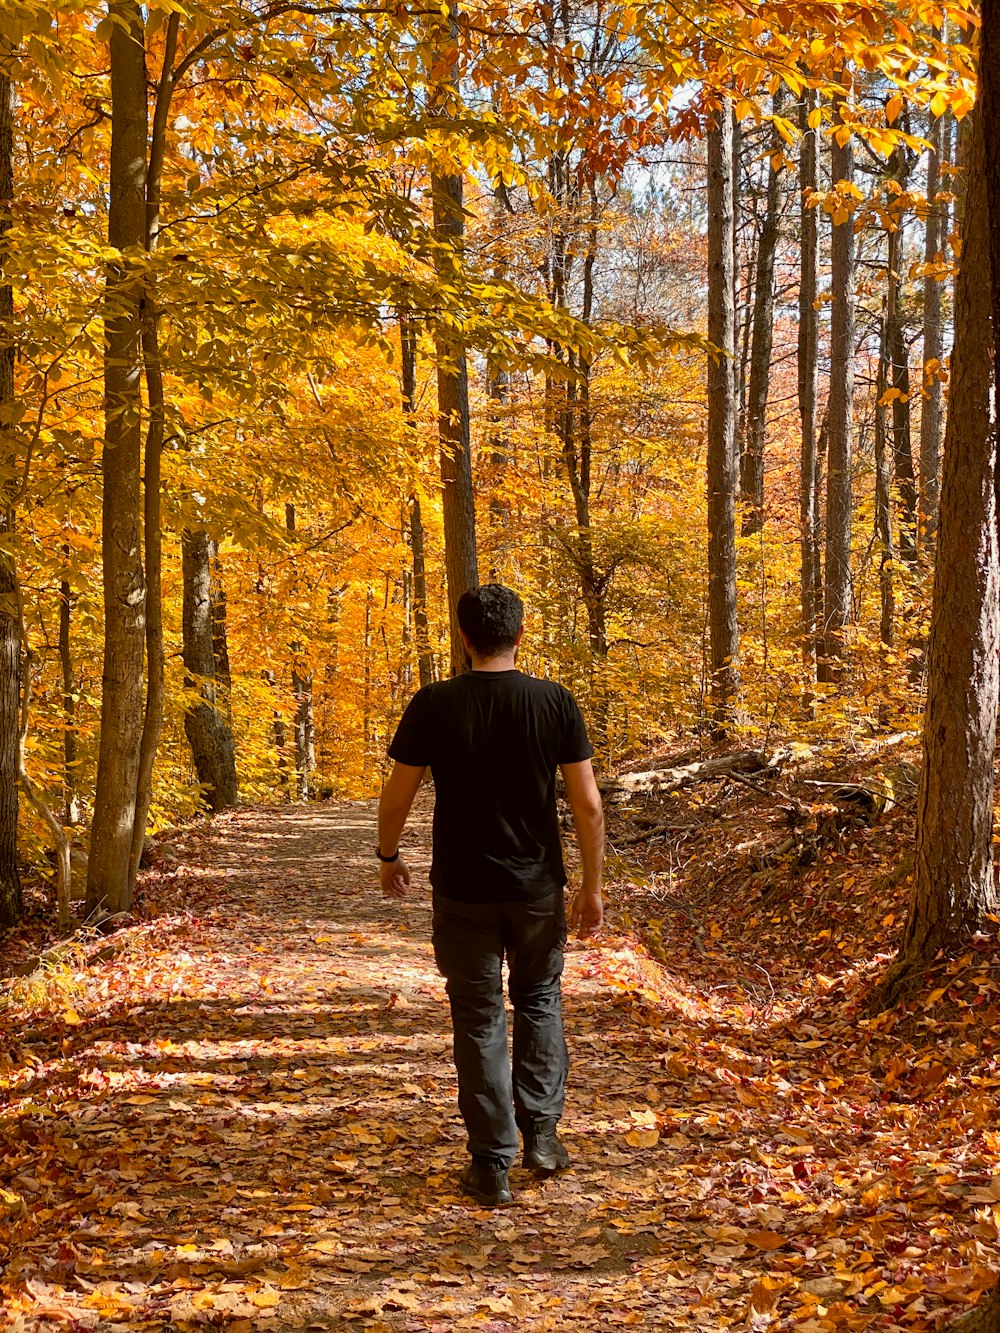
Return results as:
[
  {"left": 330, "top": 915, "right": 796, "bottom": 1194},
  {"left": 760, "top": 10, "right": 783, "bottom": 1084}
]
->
[{"left": 457, "top": 584, "right": 523, "bottom": 657}]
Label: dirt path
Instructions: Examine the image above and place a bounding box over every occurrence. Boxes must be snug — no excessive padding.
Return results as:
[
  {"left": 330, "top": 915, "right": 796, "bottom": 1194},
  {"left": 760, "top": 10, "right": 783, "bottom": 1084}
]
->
[{"left": 2, "top": 802, "right": 992, "bottom": 1330}]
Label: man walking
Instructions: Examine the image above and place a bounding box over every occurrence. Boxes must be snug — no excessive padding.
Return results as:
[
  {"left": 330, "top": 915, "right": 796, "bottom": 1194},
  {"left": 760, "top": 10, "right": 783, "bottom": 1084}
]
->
[{"left": 376, "top": 584, "right": 605, "bottom": 1207}]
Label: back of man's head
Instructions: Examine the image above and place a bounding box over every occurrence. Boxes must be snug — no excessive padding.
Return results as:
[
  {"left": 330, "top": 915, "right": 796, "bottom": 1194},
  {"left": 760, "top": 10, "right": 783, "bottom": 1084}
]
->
[{"left": 457, "top": 584, "right": 523, "bottom": 658}]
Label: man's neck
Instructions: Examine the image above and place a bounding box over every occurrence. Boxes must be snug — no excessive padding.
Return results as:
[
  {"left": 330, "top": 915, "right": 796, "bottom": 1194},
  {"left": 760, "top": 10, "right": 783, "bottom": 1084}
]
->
[{"left": 469, "top": 653, "right": 518, "bottom": 673}]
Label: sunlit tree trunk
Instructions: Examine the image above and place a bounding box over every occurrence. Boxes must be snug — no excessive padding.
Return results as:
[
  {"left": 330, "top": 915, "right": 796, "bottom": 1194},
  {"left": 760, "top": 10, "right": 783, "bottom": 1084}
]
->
[
  {"left": 399, "top": 312, "right": 433, "bottom": 688},
  {"left": 741, "top": 91, "right": 783, "bottom": 536},
  {"left": 87, "top": 0, "right": 148, "bottom": 916},
  {"left": 887, "top": 148, "right": 917, "bottom": 564},
  {"left": 0, "top": 68, "right": 21, "bottom": 927},
  {"left": 431, "top": 2, "right": 478, "bottom": 677},
  {"left": 820, "top": 103, "right": 855, "bottom": 684},
  {"left": 874, "top": 303, "right": 896, "bottom": 648},
  {"left": 706, "top": 100, "right": 740, "bottom": 719},
  {"left": 285, "top": 503, "right": 313, "bottom": 800},
  {"left": 58, "top": 563, "right": 79, "bottom": 826},
  {"left": 874, "top": 106, "right": 997, "bottom": 1008},
  {"left": 182, "top": 528, "right": 237, "bottom": 812},
  {"left": 798, "top": 89, "right": 822, "bottom": 674},
  {"left": 919, "top": 100, "right": 945, "bottom": 541}
]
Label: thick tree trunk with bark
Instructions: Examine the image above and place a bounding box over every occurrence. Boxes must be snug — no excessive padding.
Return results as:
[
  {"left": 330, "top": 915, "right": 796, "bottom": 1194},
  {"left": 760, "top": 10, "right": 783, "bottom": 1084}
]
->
[
  {"left": 740, "top": 94, "right": 783, "bottom": 536},
  {"left": 87, "top": 0, "right": 148, "bottom": 917},
  {"left": 820, "top": 111, "right": 855, "bottom": 683},
  {"left": 798, "top": 89, "right": 822, "bottom": 673},
  {"left": 0, "top": 70, "right": 21, "bottom": 927},
  {"left": 919, "top": 103, "right": 945, "bottom": 541},
  {"left": 706, "top": 102, "right": 740, "bottom": 719},
  {"left": 874, "top": 107, "right": 997, "bottom": 1007},
  {"left": 182, "top": 528, "right": 237, "bottom": 812}
]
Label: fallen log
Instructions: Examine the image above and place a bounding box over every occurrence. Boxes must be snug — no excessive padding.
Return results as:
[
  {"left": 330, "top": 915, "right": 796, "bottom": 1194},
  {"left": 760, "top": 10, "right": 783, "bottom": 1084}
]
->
[{"left": 599, "top": 749, "right": 779, "bottom": 799}]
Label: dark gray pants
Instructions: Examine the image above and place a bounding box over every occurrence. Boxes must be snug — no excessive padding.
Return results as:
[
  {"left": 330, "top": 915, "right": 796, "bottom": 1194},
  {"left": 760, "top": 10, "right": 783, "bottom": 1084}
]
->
[{"left": 432, "top": 891, "right": 569, "bottom": 1168}]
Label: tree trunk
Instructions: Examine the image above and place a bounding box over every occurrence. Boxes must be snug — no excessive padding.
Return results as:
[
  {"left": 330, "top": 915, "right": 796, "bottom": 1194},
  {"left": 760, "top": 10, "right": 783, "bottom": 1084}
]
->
[
  {"left": 58, "top": 566, "right": 79, "bottom": 826},
  {"left": 741, "top": 92, "right": 783, "bottom": 536},
  {"left": 430, "top": 4, "right": 478, "bottom": 677},
  {"left": 874, "top": 106, "right": 997, "bottom": 1007},
  {"left": 919, "top": 101, "right": 945, "bottom": 541},
  {"left": 86, "top": 0, "right": 148, "bottom": 917},
  {"left": 284, "top": 503, "right": 313, "bottom": 800},
  {"left": 0, "top": 69, "right": 21, "bottom": 927},
  {"left": 886, "top": 150, "right": 917, "bottom": 564},
  {"left": 706, "top": 101, "right": 740, "bottom": 719},
  {"left": 798, "top": 88, "right": 821, "bottom": 674},
  {"left": 984, "top": 0, "right": 1000, "bottom": 545},
  {"left": 182, "top": 528, "right": 237, "bottom": 812},
  {"left": 874, "top": 304, "right": 896, "bottom": 647},
  {"left": 820, "top": 107, "right": 855, "bottom": 683},
  {"left": 211, "top": 555, "right": 232, "bottom": 719},
  {"left": 399, "top": 312, "right": 433, "bottom": 688},
  {"left": 127, "top": 11, "right": 177, "bottom": 896}
]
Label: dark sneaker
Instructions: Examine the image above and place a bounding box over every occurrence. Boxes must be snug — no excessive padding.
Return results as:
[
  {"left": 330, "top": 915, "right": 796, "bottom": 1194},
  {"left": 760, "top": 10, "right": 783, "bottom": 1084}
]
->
[
  {"left": 523, "top": 1126, "right": 571, "bottom": 1174},
  {"left": 459, "top": 1160, "right": 513, "bottom": 1207}
]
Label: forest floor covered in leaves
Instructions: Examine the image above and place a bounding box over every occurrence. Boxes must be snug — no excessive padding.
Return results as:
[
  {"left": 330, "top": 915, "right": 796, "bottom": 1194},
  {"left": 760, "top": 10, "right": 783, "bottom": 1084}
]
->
[{"left": 3, "top": 741, "right": 1000, "bottom": 1331}]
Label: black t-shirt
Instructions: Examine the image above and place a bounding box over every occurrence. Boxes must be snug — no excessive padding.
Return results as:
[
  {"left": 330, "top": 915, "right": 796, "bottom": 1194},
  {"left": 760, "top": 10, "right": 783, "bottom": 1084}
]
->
[{"left": 388, "top": 670, "right": 593, "bottom": 902}]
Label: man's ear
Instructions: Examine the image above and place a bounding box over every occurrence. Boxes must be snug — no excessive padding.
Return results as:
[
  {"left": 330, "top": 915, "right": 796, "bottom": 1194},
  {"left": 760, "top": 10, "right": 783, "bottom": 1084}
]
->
[{"left": 514, "top": 627, "right": 525, "bottom": 647}]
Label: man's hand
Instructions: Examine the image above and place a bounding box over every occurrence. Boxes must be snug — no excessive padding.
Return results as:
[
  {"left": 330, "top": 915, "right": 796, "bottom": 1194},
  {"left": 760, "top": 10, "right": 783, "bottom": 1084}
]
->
[
  {"left": 569, "top": 882, "right": 603, "bottom": 938},
  {"left": 380, "top": 856, "right": 411, "bottom": 900}
]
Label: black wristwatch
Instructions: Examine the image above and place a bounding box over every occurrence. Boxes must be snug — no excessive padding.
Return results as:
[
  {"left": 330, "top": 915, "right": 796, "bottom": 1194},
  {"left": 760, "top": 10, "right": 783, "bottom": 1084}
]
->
[{"left": 376, "top": 847, "right": 400, "bottom": 863}]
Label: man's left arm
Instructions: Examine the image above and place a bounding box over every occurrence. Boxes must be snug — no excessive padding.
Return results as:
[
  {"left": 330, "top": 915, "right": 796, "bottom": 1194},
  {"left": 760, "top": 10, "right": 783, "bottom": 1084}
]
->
[{"left": 377, "top": 761, "right": 426, "bottom": 898}]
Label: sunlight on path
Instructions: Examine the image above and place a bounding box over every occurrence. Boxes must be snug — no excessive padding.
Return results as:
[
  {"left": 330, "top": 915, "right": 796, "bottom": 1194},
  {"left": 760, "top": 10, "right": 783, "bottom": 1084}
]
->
[{"left": 6, "top": 801, "right": 981, "bottom": 1331}]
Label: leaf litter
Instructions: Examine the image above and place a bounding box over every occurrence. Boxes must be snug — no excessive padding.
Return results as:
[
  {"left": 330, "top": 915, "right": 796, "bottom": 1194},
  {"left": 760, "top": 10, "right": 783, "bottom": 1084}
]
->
[{"left": 1, "top": 779, "right": 999, "bottom": 1331}]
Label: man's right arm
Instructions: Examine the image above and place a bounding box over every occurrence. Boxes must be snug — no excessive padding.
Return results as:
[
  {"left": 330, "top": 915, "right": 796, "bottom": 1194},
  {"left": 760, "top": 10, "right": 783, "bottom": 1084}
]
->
[{"left": 560, "top": 759, "right": 605, "bottom": 937}]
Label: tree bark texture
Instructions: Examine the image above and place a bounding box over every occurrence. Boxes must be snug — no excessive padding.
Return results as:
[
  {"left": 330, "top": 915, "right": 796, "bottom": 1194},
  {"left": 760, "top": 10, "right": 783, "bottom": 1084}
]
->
[
  {"left": 894, "top": 108, "right": 998, "bottom": 979},
  {"left": 919, "top": 103, "right": 945, "bottom": 540},
  {"left": 874, "top": 307, "right": 896, "bottom": 647},
  {"left": 59, "top": 568, "right": 79, "bottom": 825},
  {"left": 798, "top": 90, "right": 822, "bottom": 671},
  {"left": 0, "top": 70, "right": 21, "bottom": 927},
  {"left": 886, "top": 153, "right": 917, "bottom": 564},
  {"left": 821, "top": 113, "right": 855, "bottom": 683},
  {"left": 399, "top": 313, "right": 433, "bottom": 688},
  {"left": 706, "top": 103, "right": 740, "bottom": 718},
  {"left": 127, "top": 12, "right": 178, "bottom": 896},
  {"left": 430, "top": 5, "right": 478, "bottom": 678},
  {"left": 182, "top": 528, "right": 237, "bottom": 812},
  {"left": 984, "top": 0, "right": 1000, "bottom": 539},
  {"left": 740, "top": 94, "right": 783, "bottom": 536},
  {"left": 284, "top": 503, "right": 314, "bottom": 800},
  {"left": 86, "top": 0, "right": 148, "bottom": 916}
]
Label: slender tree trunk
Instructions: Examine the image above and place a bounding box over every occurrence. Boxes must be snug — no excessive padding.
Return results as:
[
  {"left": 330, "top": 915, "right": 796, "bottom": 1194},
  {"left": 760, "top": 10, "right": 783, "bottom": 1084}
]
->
[
  {"left": 820, "top": 106, "right": 855, "bottom": 683},
  {"left": 284, "top": 503, "right": 314, "bottom": 800},
  {"left": 87, "top": 0, "right": 148, "bottom": 916},
  {"left": 874, "top": 303, "right": 896, "bottom": 647},
  {"left": 58, "top": 565, "right": 79, "bottom": 826},
  {"left": 211, "top": 556, "right": 232, "bottom": 719},
  {"left": 741, "top": 92, "right": 783, "bottom": 536},
  {"left": 399, "top": 312, "right": 433, "bottom": 688},
  {"left": 798, "top": 89, "right": 821, "bottom": 674},
  {"left": 182, "top": 528, "right": 237, "bottom": 812},
  {"left": 430, "top": 4, "right": 478, "bottom": 677},
  {"left": 706, "top": 101, "right": 740, "bottom": 719},
  {"left": 0, "top": 69, "right": 21, "bottom": 927},
  {"left": 874, "top": 107, "right": 997, "bottom": 1006},
  {"left": 919, "top": 101, "right": 945, "bottom": 541},
  {"left": 886, "top": 153, "right": 917, "bottom": 564},
  {"left": 127, "top": 13, "right": 177, "bottom": 894}
]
